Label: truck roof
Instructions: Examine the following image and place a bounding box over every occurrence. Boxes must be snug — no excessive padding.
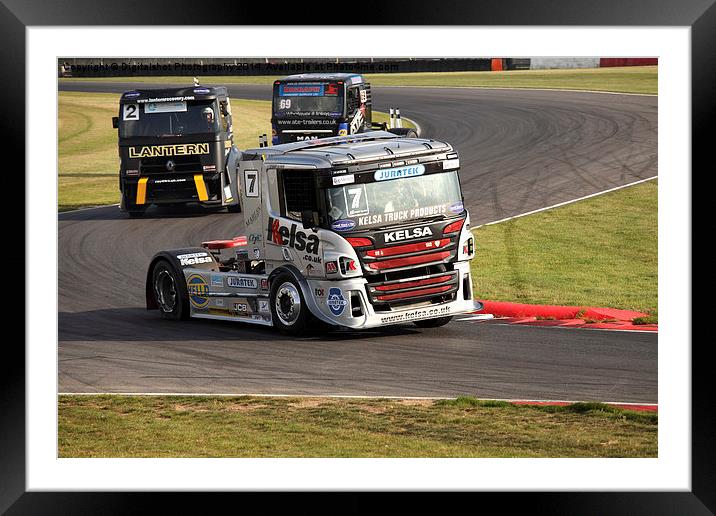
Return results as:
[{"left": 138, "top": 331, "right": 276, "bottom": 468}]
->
[
  {"left": 244, "top": 131, "right": 454, "bottom": 168},
  {"left": 277, "top": 73, "right": 365, "bottom": 85},
  {"left": 119, "top": 85, "right": 228, "bottom": 104}
]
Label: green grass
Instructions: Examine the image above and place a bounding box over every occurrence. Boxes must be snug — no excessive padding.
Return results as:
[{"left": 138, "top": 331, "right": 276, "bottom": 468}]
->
[
  {"left": 58, "top": 395, "right": 657, "bottom": 458},
  {"left": 471, "top": 180, "right": 658, "bottom": 317},
  {"left": 57, "top": 91, "right": 412, "bottom": 211},
  {"left": 60, "top": 66, "right": 657, "bottom": 94}
]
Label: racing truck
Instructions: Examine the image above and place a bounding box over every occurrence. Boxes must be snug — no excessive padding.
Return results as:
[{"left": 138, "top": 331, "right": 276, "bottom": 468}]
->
[
  {"left": 145, "top": 131, "right": 481, "bottom": 333},
  {"left": 271, "top": 73, "right": 418, "bottom": 144},
  {"left": 113, "top": 85, "right": 241, "bottom": 217}
]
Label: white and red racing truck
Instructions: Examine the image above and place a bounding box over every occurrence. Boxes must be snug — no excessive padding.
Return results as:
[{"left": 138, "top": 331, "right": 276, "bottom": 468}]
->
[{"left": 146, "top": 131, "right": 481, "bottom": 333}]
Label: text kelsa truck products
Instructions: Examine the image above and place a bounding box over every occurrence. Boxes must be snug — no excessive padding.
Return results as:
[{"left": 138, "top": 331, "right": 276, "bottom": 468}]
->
[
  {"left": 271, "top": 73, "right": 417, "bottom": 144},
  {"left": 113, "top": 85, "right": 242, "bottom": 217},
  {"left": 146, "top": 131, "right": 481, "bottom": 333}
]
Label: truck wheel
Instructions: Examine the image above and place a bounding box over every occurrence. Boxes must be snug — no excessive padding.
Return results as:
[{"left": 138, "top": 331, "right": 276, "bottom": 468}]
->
[
  {"left": 151, "top": 260, "right": 189, "bottom": 320},
  {"left": 270, "top": 273, "right": 309, "bottom": 334},
  {"left": 414, "top": 316, "right": 453, "bottom": 328},
  {"left": 388, "top": 127, "right": 418, "bottom": 138},
  {"left": 123, "top": 192, "right": 148, "bottom": 217}
]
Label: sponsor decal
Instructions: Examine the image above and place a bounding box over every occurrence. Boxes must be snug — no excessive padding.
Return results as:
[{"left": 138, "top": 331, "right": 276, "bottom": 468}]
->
[
  {"left": 253, "top": 248, "right": 261, "bottom": 259},
  {"left": 258, "top": 299, "right": 270, "bottom": 313},
  {"left": 145, "top": 101, "right": 187, "bottom": 114},
  {"left": 187, "top": 274, "right": 209, "bottom": 308},
  {"left": 137, "top": 95, "right": 195, "bottom": 104},
  {"left": 204, "top": 164, "right": 217, "bottom": 172},
  {"left": 227, "top": 276, "right": 258, "bottom": 289},
  {"left": 193, "top": 87, "right": 211, "bottom": 94},
  {"left": 211, "top": 275, "right": 223, "bottom": 287},
  {"left": 349, "top": 109, "right": 364, "bottom": 134},
  {"left": 166, "top": 158, "right": 176, "bottom": 171},
  {"left": 332, "top": 174, "right": 355, "bottom": 186},
  {"left": 359, "top": 89, "right": 367, "bottom": 103},
  {"left": 314, "top": 288, "right": 325, "bottom": 297},
  {"left": 177, "top": 252, "right": 212, "bottom": 266},
  {"left": 357, "top": 204, "right": 447, "bottom": 228},
  {"left": 123, "top": 91, "right": 140, "bottom": 98},
  {"left": 338, "top": 128, "right": 348, "bottom": 136},
  {"left": 154, "top": 178, "right": 187, "bottom": 184},
  {"left": 248, "top": 234, "right": 262, "bottom": 244},
  {"left": 331, "top": 219, "right": 356, "bottom": 232},
  {"left": 442, "top": 158, "right": 460, "bottom": 170},
  {"left": 129, "top": 143, "right": 210, "bottom": 159},
  {"left": 295, "top": 135, "right": 320, "bottom": 141},
  {"left": 260, "top": 279, "right": 269, "bottom": 291},
  {"left": 246, "top": 206, "right": 262, "bottom": 226},
  {"left": 233, "top": 302, "right": 249, "bottom": 314},
  {"left": 267, "top": 217, "right": 320, "bottom": 255},
  {"left": 374, "top": 164, "right": 425, "bottom": 182},
  {"left": 215, "top": 298, "right": 224, "bottom": 307},
  {"left": 325, "top": 261, "right": 338, "bottom": 274},
  {"left": 279, "top": 83, "right": 324, "bottom": 96},
  {"left": 379, "top": 305, "right": 452, "bottom": 325},
  {"left": 327, "top": 287, "right": 348, "bottom": 316},
  {"left": 449, "top": 201, "right": 464, "bottom": 214},
  {"left": 384, "top": 226, "right": 433, "bottom": 243}
]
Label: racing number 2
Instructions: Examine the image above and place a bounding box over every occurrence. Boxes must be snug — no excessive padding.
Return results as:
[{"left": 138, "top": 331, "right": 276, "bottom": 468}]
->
[
  {"left": 123, "top": 103, "right": 139, "bottom": 121},
  {"left": 244, "top": 170, "right": 259, "bottom": 197}
]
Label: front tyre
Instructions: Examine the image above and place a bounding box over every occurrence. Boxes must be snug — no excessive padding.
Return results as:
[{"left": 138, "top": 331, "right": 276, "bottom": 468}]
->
[
  {"left": 269, "top": 273, "right": 309, "bottom": 334},
  {"left": 414, "top": 316, "right": 453, "bottom": 328},
  {"left": 151, "top": 260, "right": 189, "bottom": 320}
]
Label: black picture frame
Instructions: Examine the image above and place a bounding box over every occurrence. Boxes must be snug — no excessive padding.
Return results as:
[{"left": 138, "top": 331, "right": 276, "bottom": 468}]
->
[{"left": 5, "top": 1, "right": 706, "bottom": 513}]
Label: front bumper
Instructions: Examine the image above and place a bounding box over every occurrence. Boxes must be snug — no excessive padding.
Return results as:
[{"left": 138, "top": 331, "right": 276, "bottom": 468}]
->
[
  {"left": 122, "top": 173, "right": 224, "bottom": 206},
  {"left": 306, "top": 261, "right": 480, "bottom": 329}
]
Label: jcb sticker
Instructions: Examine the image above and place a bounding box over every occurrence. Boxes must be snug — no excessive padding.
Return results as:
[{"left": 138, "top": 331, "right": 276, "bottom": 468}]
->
[{"left": 233, "top": 302, "right": 248, "bottom": 314}]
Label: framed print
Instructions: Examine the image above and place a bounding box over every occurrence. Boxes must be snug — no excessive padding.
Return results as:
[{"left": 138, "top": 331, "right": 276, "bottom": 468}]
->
[{"left": 5, "top": 0, "right": 707, "bottom": 513}]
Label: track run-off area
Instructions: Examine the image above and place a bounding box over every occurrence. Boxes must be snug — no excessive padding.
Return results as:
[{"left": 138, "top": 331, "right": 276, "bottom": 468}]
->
[{"left": 58, "top": 81, "right": 658, "bottom": 403}]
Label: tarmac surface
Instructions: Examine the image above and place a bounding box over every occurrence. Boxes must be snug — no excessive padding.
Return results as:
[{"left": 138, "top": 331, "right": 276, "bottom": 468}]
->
[{"left": 58, "top": 81, "right": 658, "bottom": 402}]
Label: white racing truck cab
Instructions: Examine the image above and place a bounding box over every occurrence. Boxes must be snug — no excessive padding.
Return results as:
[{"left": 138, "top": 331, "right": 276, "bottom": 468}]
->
[{"left": 146, "top": 131, "right": 481, "bottom": 333}]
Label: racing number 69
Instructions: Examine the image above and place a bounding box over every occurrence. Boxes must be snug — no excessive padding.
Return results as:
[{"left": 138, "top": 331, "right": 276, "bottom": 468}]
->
[{"left": 244, "top": 170, "right": 259, "bottom": 197}]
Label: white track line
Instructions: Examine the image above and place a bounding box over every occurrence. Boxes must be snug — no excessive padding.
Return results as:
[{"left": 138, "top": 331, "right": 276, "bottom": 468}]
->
[
  {"left": 401, "top": 116, "right": 422, "bottom": 137},
  {"left": 59, "top": 203, "right": 119, "bottom": 214},
  {"left": 57, "top": 392, "right": 657, "bottom": 407},
  {"left": 473, "top": 175, "right": 658, "bottom": 228},
  {"left": 378, "top": 85, "right": 657, "bottom": 97}
]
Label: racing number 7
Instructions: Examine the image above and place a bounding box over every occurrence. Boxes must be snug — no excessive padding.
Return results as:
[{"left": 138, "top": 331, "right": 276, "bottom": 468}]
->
[{"left": 244, "top": 170, "right": 259, "bottom": 197}]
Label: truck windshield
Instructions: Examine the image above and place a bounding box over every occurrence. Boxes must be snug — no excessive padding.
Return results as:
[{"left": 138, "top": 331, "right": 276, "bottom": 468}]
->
[
  {"left": 273, "top": 82, "right": 343, "bottom": 116},
  {"left": 325, "top": 170, "right": 464, "bottom": 231},
  {"left": 119, "top": 99, "right": 220, "bottom": 138}
]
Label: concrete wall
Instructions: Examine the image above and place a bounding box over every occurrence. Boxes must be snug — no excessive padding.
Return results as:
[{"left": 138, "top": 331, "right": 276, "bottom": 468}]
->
[{"left": 529, "top": 58, "right": 601, "bottom": 70}]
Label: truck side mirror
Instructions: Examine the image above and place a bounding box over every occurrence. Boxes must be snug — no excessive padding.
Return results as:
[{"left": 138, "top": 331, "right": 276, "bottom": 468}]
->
[
  {"left": 301, "top": 210, "right": 316, "bottom": 229},
  {"left": 112, "top": 116, "right": 119, "bottom": 129}
]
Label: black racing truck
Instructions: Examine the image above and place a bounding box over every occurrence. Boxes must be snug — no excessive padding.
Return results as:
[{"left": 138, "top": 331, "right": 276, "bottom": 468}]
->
[
  {"left": 271, "top": 73, "right": 417, "bottom": 144},
  {"left": 113, "top": 85, "right": 241, "bottom": 217}
]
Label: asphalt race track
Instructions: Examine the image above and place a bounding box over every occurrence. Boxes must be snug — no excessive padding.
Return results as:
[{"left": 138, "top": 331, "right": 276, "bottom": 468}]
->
[{"left": 58, "top": 81, "right": 658, "bottom": 403}]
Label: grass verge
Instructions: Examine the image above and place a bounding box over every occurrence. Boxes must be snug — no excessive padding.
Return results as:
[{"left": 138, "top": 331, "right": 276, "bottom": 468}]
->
[
  {"left": 58, "top": 395, "right": 657, "bottom": 458},
  {"left": 57, "top": 92, "right": 411, "bottom": 211},
  {"left": 60, "top": 65, "right": 657, "bottom": 94},
  {"left": 471, "top": 180, "right": 657, "bottom": 318}
]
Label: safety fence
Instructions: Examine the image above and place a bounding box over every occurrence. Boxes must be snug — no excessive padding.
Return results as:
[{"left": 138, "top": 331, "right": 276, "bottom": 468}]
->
[{"left": 58, "top": 57, "right": 657, "bottom": 77}]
